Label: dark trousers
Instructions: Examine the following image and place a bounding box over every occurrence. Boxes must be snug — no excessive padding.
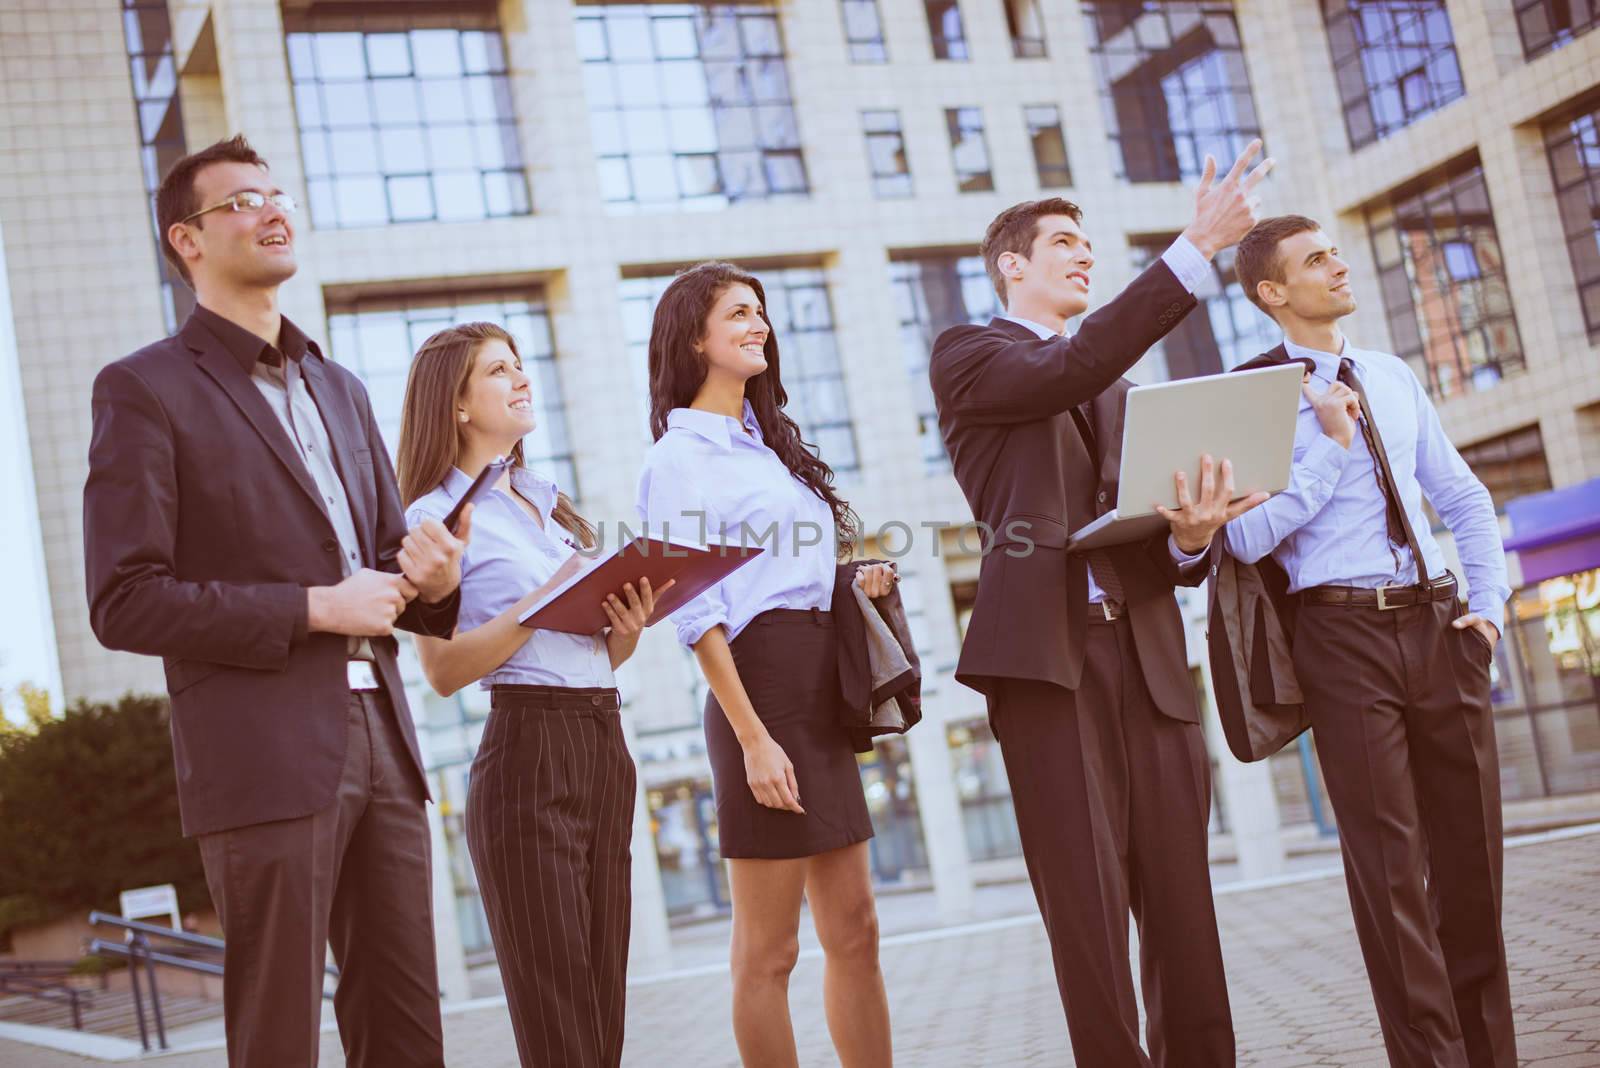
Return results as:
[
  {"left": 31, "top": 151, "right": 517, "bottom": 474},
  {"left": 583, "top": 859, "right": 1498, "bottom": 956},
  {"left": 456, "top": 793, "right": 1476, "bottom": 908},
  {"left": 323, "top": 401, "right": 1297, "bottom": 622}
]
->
[
  {"left": 197, "top": 690, "right": 443, "bottom": 1068},
  {"left": 468, "top": 687, "right": 636, "bottom": 1068},
  {"left": 1294, "top": 596, "right": 1515, "bottom": 1068},
  {"left": 991, "top": 618, "right": 1235, "bottom": 1067}
]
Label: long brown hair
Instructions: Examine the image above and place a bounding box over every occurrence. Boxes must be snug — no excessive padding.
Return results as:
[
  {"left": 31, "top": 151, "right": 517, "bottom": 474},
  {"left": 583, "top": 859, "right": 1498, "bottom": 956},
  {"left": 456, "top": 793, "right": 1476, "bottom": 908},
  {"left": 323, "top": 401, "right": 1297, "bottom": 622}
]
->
[
  {"left": 646, "top": 262, "right": 859, "bottom": 555},
  {"left": 397, "top": 321, "right": 596, "bottom": 549}
]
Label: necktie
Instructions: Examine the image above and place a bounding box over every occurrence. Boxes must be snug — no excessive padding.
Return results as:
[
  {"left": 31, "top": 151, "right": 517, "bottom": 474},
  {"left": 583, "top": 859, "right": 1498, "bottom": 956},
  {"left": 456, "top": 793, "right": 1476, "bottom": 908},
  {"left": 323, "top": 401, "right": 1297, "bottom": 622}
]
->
[
  {"left": 1071, "top": 402, "right": 1126, "bottom": 603},
  {"left": 1336, "top": 358, "right": 1430, "bottom": 586}
]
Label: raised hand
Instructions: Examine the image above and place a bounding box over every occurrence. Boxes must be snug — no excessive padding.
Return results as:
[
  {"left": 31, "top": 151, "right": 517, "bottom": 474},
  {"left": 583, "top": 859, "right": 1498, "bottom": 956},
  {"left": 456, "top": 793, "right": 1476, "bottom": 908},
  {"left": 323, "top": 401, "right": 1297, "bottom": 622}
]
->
[
  {"left": 1155, "top": 455, "right": 1269, "bottom": 554},
  {"left": 1181, "top": 139, "right": 1275, "bottom": 258}
]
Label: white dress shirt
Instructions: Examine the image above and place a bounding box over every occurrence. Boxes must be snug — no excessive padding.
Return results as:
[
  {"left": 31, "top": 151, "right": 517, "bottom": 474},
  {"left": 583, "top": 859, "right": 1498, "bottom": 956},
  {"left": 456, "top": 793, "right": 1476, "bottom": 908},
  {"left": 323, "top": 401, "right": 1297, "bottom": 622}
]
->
[
  {"left": 1224, "top": 337, "right": 1510, "bottom": 632},
  {"left": 998, "top": 234, "right": 1214, "bottom": 601},
  {"left": 635, "top": 401, "right": 837, "bottom": 648},
  {"left": 408, "top": 465, "right": 614, "bottom": 689}
]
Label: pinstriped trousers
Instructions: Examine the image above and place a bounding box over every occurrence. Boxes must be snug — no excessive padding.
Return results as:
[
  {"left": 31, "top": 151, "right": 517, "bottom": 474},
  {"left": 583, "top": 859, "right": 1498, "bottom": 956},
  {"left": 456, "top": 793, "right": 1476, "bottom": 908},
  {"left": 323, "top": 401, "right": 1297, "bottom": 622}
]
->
[{"left": 468, "top": 686, "right": 636, "bottom": 1068}]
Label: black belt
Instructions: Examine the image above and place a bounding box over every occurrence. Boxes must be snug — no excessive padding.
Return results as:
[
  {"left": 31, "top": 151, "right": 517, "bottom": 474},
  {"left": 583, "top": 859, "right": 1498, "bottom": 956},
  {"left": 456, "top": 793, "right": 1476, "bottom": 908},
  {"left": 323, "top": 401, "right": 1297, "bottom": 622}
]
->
[
  {"left": 1087, "top": 599, "right": 1126, "bottom": 623},
  {"left": 490, "top": 685, "right": 620, "bottom": 711},
  {"left": 1298, "top": 574, "right": 1457, "bottom": 611}
]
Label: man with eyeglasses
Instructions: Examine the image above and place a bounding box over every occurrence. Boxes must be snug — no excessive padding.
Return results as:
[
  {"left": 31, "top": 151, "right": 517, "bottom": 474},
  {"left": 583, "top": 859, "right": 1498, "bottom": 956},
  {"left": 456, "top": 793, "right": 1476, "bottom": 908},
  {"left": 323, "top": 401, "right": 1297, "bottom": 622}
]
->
[{"left": 83, "top": 135, "right": 466, "bottom": 1068}]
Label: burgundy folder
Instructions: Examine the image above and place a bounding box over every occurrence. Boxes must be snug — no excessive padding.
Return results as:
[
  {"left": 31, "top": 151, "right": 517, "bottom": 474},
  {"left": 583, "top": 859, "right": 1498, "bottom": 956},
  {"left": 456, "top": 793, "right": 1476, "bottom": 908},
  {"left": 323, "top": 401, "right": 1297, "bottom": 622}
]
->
[{"left": 517, "top": 537, "right": 764, "bottom": 636}]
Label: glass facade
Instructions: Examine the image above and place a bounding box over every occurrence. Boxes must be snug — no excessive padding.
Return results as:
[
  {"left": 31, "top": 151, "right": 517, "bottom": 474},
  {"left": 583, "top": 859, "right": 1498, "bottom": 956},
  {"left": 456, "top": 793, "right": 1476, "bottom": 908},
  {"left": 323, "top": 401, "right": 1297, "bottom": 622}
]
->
[
  {"left": 1025, "top": 105, "right": 1073, "bottom": 189},
  {"left": 325, "top": 288, "right": 578, "bottom": 496},
  {"left": 1322, "top": 1, "right": 1464, "bottom": 150},
  {"left": 618, "top": 266, "right": 860, "bottom": 472},
  {"left": 925, "top": 0, "right": 970, "bottom": 60},
  {"left": 1082, "top": 1, "right": 1263, "bottom": 183},
  {"left": 577, "top": 3, "right": 808, "bottom": 211},
  {"left": 864, "top": 109, "right": 913, "bottom": 198},
  {"left": 1544, "top": 98, "right": 1600, "bottom": 338},
  {"left": 890, "top": 253, "right": 1000, "bottom": 470},
  {"left": 1129, "top": 238, "right": 1278, "bottom": 380},
  {"left": 119, "top": 0, "right": 192, "bottom": 331},
  {"left": 1458, "top": 426, "right": 1553, "bottom": 512},
  {"left": 946, "top": 107, "right": 995, "bottom": 193},
  {"left": 1515, "top": 0, "right": 1600, "bottom": 59},
  {"left": 1005, "top": 0, "right": 1048, "bottom": 58},
  {"left": 1366, "top": 159, "right": 1524, "bottom": 399},
  {"left": 840, "top": 0, "right": 889, "bottom": 62},
  {"left": 285, "top": 10, "right": 530, "bottom": 229}
]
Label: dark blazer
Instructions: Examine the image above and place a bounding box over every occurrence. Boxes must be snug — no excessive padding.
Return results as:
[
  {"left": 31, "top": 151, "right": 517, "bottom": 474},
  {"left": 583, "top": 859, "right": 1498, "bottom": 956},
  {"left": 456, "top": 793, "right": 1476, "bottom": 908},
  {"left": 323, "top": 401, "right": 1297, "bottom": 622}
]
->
[
  {"left": 83, "top": 310, "right": 459, "bottom": 837},
  {"left": 1204, "top": 343, "right": 1313, "bottom": 761},
  {"left": 833, "top": 559, "right": 922, "bottom": 752},
  {"left": 929, "top": 260, "right": 1206, "bottom": 721}
]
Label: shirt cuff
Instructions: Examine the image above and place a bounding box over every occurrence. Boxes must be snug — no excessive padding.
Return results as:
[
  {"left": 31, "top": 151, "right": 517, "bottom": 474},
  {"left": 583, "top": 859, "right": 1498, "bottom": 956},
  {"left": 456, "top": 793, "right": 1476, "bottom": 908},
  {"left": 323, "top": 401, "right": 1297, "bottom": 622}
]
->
[
  {"left": 1300, "top": 433, "right": 1354, "bottom": 486},
  {"left": 676, "top": 613, "right": 728, "bottom": 649},
  {"left": 1467, "top": 595, "right": 1506, "bottom": 638},
  {"left": 1168, "top": 533, "right": 1208, "bottom": 566},
  {"left": 1160, "top": 234, "right": 1212, "bottom": 294}
]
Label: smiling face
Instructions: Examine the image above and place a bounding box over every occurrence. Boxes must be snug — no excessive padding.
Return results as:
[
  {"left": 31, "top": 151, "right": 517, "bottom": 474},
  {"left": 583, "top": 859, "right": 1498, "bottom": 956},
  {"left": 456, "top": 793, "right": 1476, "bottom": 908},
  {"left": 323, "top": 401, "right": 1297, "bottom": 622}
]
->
[
  {"left": 1000, "top": 213, "right": 1096, "bottom": 321},
  {"left": 695, "top": 282, "right": 770, "bottom": 383},
  {"left": 169, "top": 160, "right": 297, "bottom": 292},
  {"left": 457, "top": 338, "right": 535, "bottom": 450},
  {"left": 1260, "top": 229, "right": 1357, "bottom": 325}
]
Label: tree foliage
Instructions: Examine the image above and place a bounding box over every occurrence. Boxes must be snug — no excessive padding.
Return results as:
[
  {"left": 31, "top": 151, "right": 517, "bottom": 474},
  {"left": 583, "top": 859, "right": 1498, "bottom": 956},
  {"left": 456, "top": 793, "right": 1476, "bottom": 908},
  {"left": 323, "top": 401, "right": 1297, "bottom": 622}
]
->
[{"left": 0, "top": 694, "right": 209, "bottom": 938}]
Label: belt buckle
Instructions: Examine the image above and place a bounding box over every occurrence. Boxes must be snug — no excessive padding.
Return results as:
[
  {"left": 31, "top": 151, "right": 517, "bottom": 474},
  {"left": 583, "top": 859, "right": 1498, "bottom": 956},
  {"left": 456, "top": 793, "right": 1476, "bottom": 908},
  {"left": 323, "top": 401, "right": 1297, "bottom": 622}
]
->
[
  {"left": 346, "top": 660, "right": 379, "bottom": 690},
  {"left": 1375, "top": 585, "right": 1402, "bottom": 611}
]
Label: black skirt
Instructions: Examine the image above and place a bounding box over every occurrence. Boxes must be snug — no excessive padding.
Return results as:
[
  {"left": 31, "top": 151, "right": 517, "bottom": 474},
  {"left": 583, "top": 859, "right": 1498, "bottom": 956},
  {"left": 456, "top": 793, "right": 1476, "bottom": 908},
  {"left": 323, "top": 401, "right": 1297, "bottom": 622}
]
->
[{"left": 705, "top": 608, "right": 875, "bottom": 860}]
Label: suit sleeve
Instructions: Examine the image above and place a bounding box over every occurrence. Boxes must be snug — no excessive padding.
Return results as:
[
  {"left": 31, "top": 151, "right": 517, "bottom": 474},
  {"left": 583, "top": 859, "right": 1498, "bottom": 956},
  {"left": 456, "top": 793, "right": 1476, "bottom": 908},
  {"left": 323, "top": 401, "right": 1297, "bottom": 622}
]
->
[
  {"left": 84, "top": 360, "right": 307, "bottom": 667},
  {"left": 361, "top": 382, "right": 460, "bottom": 638},
  {"left": 928, "top": 260, "right": 1196, "bottom": 425}
]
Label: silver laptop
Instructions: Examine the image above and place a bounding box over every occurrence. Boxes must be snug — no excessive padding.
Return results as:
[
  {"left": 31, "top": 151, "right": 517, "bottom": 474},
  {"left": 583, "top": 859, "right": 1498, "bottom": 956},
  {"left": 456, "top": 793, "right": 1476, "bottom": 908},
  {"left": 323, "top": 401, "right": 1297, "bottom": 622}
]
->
[{"left": 1066, "top": 361, "right": 1304, "bottom": 552}]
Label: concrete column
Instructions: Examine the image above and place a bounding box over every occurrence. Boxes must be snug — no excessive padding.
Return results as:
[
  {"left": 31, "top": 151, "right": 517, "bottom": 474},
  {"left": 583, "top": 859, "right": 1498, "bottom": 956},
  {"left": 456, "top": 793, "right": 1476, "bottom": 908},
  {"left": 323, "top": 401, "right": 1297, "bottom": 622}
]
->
[
  {"left": 1194, "top": 626, "right": 1286, "bottom": 881},
  {"left": 621, "top": 715, "right": 674, "bottom": 977},
  {"left": 408, "top": 699, "right": 472, "bottom": 1003},
  {"left": 904, "top": 707, "right": 975, "bottom": 923}
]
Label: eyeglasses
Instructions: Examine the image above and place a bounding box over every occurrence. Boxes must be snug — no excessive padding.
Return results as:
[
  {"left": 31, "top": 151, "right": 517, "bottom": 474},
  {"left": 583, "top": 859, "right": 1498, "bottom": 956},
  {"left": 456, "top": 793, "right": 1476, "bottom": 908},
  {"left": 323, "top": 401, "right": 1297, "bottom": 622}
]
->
[{"left": 179, "top": 190, "right": 298, "bottom": 224}]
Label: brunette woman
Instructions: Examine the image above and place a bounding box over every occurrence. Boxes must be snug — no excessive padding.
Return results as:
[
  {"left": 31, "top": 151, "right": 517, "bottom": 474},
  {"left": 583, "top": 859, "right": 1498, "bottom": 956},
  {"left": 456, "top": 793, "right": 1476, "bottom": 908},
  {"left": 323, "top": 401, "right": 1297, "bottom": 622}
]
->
[
  {"left": 398, "top": 322, "right": 661, "bottom": 1068},
  {"left": 636, "top": 263, "right": 895, "bottom": 1068}
]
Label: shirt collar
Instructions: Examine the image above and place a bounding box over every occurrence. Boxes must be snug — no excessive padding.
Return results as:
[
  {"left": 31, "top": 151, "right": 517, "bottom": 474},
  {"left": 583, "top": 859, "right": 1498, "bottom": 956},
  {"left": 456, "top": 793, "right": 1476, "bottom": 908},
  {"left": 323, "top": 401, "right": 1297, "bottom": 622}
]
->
[
  {"left": 442, "top": 463, "right": 559, "bottom": 518},
  {"left": 998, "top": 313, "right": 1063, "bottom": 341},
  {"left": 1283, "top": 336, "right": 1351, "bottom": 384},
  {"left": 664, "top": 400, "right": 763, "bottom": 453},
  {"left": 192, "top": 303, "right": 319, "bottom": 375}
]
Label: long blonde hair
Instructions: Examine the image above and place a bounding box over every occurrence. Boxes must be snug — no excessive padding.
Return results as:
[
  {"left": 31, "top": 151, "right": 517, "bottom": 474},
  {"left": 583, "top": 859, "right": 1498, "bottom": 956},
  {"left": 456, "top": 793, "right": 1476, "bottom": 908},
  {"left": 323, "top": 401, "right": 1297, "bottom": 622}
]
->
[{"left": 397, "top": 321, "right": 596, "bottom": 549}]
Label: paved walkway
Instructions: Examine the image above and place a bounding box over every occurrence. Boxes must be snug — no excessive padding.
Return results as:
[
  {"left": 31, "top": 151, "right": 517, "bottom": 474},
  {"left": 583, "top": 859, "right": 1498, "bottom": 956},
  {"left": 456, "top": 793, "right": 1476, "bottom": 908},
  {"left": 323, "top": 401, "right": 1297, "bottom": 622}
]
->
[{"left": 2, "top": 828, "right": 1596, "bottom": 1066}]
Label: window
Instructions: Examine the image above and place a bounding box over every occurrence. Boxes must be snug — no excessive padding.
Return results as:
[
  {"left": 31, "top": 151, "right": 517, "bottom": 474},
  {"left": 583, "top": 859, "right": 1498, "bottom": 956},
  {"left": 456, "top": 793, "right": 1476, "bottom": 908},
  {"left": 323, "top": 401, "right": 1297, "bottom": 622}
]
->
[
  {"left": 945, "top": 108, "right": 994, "bottom": 193},
  {"left": 1321, "top": 1, "right": 1464, "bottom": 149},
  {"left": 1544, "top": 97, "right": 1600, "bottom": 338},
  {"left": 1458, "top": 426, "right": 1553, "bottom": 512},
  {"left": 864, "top": 110, "right": 913, "bottom": 197},
  {"left": 1366, "top": 159, "right": 1525, "bottom": 399},
  {"left": 889, "top": 253, "right": 1000, "bottom": 469},
  {"left": 1129, "top": 238, "right": 1279, "bottom": 381},
  {"left": 841, "top": 0, "right": 888, "bottom": 62},
  {"left": 1025, "top": 105, "right": 1072, "bottom": 188},
  {"left": 1082, "top": 2, "right": 1264, "bottom": 183},
  {"left": 1516, "top": 0, "right": 1600, "bottom": 59},
  {"left": 120, "top": 0, "right": 192, "bottom": 331},
  {"left": 619, "top": 267, "right": 860, "bottom": 471},
  {"left": 326, "top": 288, "right": 577, "bottom": 495},
  {"left": 576, "top": 3, "right": 808, "bottom": 212},
  {"left": 285, "top": 10, "right": 530, "bottom": 229},
  {"left": 925, "top": 0, "right": 969, "bottom": 60},
  {"left": 1005, "top": 0, "right": 1048, "bottom": 58}
]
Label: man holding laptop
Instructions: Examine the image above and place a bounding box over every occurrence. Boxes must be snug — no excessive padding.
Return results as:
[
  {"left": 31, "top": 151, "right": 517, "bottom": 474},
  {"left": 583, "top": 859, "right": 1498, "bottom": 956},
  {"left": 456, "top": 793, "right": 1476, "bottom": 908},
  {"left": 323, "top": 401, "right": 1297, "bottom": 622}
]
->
[
  {"left": 929, "top": 142, "right": 1271, "bottom": 1065},
  {"left": 1225, "top": 216, "right": 1515, "bottom": 1066}
]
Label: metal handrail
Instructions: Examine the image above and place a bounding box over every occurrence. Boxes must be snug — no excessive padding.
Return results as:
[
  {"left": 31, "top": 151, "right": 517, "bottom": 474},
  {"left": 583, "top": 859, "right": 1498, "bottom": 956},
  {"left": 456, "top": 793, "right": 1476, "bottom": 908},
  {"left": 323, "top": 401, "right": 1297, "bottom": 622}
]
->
[
  {"left": 0, "top": 970, "right": 87, "bottom": 1031},
  {"left": 87, "top": 940, "right": 223, "bottom": 977},
  {"left": 86, "top": 912, "right": 224, "bottom": 951}
]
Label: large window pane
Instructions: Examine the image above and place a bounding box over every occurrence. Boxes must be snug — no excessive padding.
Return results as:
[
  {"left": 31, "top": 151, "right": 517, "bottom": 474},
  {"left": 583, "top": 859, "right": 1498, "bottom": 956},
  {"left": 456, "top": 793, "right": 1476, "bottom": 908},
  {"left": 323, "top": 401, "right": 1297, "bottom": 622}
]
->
[
  {"left": 1366, "top": 159, "right": 1525, "bottom": 399},
  {"left": 1082, "top": 1, "right": 1264, "bottom": 183},
  {"left": 945, "top": 107, "right": 994, "bottom": 193},
  {"left": 285, "top": 9, "right": 530, "bottom": 229},
  {"left": 840, "top": 0, "right": 888, "bottom": 62},
  {"left": 864, "top": 109, "right": 913, "bottom": 198},
  {"left": 1321, "top": 1, "right": 1465, "bottom": 150},
  {"left": 326, "top": 289, "right": 577, "bottom": 497},
  {"left": 1515, "top": 0, "right": 1600, "bottom": 59},
  {"left": 1025, "top": 104, "right": 1073, "bottom": 189},
  {"left": 1129, "top": 237, "right": 1278, "bottom": 381},
  {"left": 577, "top": 3, "right": 808, "bottom": 213},
  {"left": 889, "top": 253, "right": 1000, "bottom": 470},
  {"left": 1457, "top": 425, "right": 1553, "bottom": 512},
  {"left": 925, "top": 0, "right": 969, "bottom": 60},
  {"left": 1544, "top": 97, "right": 1600, "bottom": 339}
]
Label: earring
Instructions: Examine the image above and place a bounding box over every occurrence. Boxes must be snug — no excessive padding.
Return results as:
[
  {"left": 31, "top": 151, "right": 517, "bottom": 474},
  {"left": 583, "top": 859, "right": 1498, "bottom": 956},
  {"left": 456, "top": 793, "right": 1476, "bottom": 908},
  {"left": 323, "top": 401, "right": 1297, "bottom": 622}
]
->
[{"left": 458, "top": 412, "right": 468, "bottom": 423}]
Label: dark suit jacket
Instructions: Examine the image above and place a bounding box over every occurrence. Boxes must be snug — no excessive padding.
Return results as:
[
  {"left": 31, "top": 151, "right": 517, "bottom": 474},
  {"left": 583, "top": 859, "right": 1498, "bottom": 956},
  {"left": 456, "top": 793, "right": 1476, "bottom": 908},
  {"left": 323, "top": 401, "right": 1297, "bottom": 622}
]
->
[
  {"left": 83, "top": 310, "right": 459, "bottom": 837},
  {"left": 928, "top": 260, "right": 1206, "bottom": 722}
]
